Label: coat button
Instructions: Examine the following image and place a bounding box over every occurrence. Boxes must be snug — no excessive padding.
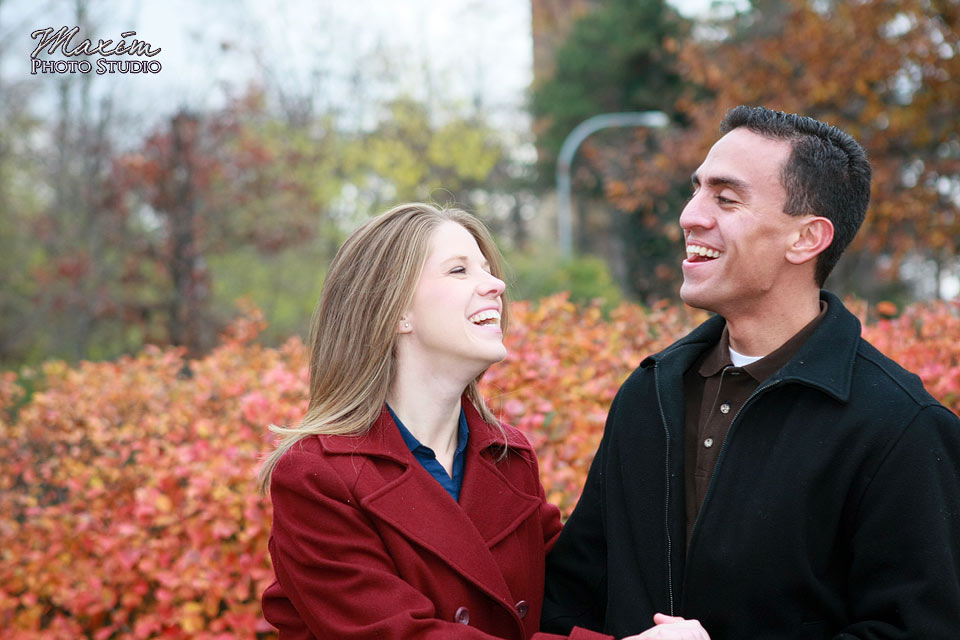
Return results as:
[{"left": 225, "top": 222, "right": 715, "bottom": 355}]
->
[
  {"left": 454, "top": 606, "right": 470, "bottom": 625},
  {"left": 515, "top": 600, "right": 529, "bottom": 619}
]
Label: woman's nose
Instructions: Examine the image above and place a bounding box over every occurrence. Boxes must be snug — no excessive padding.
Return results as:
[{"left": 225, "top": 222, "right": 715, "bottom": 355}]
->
[{"left": 478, "top": 273, "right": 505, "bottom": 297}]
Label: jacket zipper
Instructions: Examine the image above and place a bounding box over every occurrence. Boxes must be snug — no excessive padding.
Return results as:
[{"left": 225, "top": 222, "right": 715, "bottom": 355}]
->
[{"left": 653, "top": 363, "right": 675, "bottom": 616}]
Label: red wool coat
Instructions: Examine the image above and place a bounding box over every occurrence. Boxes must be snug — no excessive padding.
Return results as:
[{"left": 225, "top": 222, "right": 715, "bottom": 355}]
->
[{"left": 262, "top": 400, "right": 612, "bottom": 640}]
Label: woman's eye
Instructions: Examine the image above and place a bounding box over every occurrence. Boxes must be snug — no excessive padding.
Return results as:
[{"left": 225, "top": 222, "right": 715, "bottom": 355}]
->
[{"left": 450, "top": 266, "right": 466, "bottom": 274}]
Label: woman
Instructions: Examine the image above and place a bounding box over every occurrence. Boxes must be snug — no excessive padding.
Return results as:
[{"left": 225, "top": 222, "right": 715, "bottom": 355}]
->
[{"left": 258, "top": 203, "right": 708, "bottom": 640}]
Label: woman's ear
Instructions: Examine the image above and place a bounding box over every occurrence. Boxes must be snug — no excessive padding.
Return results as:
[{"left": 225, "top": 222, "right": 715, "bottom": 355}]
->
[
  {"left": 398, "top": 318, "right": 412, "bottom": 334},
  {"left": 786, "top": 216, "right": 834, "bottom": 266}
]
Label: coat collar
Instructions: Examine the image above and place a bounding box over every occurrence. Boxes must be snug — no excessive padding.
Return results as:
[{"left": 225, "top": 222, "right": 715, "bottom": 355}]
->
[
  {"left": 317, "top": 397, "right": 540, "bottom": 606},
  {"left": 320, "top": 397, "right": 531, "bottom": 460},
  {"left": 641, "top": 290, "right": 859, "bottom": 403}
]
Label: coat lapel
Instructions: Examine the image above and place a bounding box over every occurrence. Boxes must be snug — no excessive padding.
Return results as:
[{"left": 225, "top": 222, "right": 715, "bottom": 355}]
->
[
  {"left": 458, "top": 401, "right": 542, "bottom": 548},
  {"left": 320, "top": 402, "right": 539, "bottom": 605}
]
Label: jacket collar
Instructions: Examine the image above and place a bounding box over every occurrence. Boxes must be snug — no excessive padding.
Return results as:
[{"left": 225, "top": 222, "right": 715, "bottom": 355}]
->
[
  {"left": 317, "top": 396, "right": 540, "bottom": 605},
  {"left": 642, "top": 290, "right": 859, "bottom": 403},
  {"left": 319, "top": 397, "right": 531, "bottom": 460}
]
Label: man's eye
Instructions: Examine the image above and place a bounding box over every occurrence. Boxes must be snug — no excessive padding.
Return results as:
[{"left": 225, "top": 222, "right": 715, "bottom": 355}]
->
[{"left": 716, "top": 195, "right": 735, "bottom": 205}]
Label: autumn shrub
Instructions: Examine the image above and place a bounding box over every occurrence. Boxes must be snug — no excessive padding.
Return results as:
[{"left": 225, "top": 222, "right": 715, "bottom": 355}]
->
[
  {"left": 861, "top": 298, "right": 960, "bottom": 416},
  {"left": 0, "top": 308, "right": 301, "bottom": 639},
  {"left": 1, "top": 295, "right": 957, "bottom": 638},
  {"left": 480, "top": 295, "right": 707, "bottom": 514}
]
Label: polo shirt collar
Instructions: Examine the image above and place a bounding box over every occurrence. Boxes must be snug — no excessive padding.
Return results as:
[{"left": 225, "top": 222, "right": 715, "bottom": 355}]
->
[{"left": 698, "top": 300, "right": 829, "bottom": 384}]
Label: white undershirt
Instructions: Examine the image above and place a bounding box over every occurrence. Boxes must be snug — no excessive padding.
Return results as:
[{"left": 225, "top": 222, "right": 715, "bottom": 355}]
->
[{"left": 729, "top": 346, "right": 764, "bottom": 367}]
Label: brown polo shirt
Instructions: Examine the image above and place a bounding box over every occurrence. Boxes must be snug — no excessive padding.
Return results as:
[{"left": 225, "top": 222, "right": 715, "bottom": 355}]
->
[{"left": 683, "top": 302, "right": 828, "bottom": 546}]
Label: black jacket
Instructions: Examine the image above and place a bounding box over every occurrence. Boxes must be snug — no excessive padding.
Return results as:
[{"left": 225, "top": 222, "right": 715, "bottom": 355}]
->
[{"left": 542, "top": 291, "right": 960, "bottom": 639}]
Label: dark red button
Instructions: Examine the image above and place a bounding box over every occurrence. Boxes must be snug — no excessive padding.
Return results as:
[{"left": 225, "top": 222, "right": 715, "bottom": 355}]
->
[
  {"left": 454, "top": 606, "right": 470, "bottom": 625},
  {"left": 515, "top": 600, "right": 529, "bottom": 619}
]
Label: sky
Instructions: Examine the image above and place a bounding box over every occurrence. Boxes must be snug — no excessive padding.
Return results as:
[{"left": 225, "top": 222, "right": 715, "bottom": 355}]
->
[{"left": 4, "top": 0, "right": 721, "bottom": 132}]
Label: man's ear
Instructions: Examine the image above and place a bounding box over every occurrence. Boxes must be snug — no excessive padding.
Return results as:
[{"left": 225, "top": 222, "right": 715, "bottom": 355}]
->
[{"left": 786, "top": 216, "right": 834, "bottom": 265}]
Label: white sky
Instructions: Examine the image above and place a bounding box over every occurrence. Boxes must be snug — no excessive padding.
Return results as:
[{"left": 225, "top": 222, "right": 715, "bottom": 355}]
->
[{"left": 4, "top": 0, "right": 719, "bottom": 132}]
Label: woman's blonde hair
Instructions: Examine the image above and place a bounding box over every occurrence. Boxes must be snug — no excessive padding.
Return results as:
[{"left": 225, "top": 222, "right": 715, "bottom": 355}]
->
[{"left": 258, "top": 203, "right": 509, "bottom": 493}]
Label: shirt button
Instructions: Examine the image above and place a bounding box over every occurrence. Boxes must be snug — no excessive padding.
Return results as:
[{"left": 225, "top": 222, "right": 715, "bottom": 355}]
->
[
  {"left": 704, "top": 438, "right": 714, "bottom": 448},
  {"left": 720, "top": 403, "right": 731, "bottom": 414},
  {"left": 515, "top": 600, "right": 529, "bottom": 619},
  {"left": 454, "top": 606, "right": 470, "bottom": 625}
]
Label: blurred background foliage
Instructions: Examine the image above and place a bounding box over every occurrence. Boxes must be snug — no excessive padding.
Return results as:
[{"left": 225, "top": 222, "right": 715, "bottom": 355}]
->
[{"left": 1, "top": 0, "right": 958, "bottom": 370}]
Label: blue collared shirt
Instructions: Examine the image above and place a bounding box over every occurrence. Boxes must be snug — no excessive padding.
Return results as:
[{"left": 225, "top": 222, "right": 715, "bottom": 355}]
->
[{"left": 386, "top": 403, "right": 469, "bottom": 502}]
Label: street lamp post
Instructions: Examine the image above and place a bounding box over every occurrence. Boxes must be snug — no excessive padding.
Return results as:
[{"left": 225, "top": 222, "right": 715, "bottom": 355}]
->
[{"left": 555, "top": 111, "right": 669, "bottom": 257}]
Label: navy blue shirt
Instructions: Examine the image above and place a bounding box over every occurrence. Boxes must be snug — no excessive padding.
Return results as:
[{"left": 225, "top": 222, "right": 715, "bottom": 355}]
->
[{"left": 386, "top": 404, "right": 469, "bottom": 502}]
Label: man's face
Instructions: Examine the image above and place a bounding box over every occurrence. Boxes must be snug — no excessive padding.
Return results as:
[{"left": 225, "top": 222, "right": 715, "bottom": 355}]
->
[{"left": 679, "top": 128, "right": 804, "bottom": 318}]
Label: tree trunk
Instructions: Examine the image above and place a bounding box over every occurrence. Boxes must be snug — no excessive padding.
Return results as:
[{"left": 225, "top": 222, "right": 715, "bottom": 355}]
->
[{"left": 167, "top": 112, "right": 210, "bottom": 356}]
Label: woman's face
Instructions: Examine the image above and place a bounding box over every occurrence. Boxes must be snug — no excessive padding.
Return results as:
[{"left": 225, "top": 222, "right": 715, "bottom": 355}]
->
[{"left": 399, "top": 221, "right": 506, "bottom": 378}]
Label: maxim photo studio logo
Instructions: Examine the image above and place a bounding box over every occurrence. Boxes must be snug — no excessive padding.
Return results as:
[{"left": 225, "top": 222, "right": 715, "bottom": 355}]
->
[{"left": 30, "top": 26, "right": 161, "bottom": 75}]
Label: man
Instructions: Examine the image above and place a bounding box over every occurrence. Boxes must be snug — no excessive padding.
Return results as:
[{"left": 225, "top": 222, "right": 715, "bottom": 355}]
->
[{"left": 541, "top": 106, "right": 960, "bottom": 639}]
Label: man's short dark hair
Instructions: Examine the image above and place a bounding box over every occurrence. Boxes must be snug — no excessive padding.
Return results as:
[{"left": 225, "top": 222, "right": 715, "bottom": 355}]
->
[{"left": 720, "top": 105, "right": 872, "bottom": 287}]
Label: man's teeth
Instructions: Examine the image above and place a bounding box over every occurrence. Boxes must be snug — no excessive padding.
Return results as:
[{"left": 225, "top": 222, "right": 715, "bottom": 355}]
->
[
  {"left": 468, "top": 310, "right": 501, "bottom": 325},
  {"left": 686, "top": 244, "right": 722, "bottom": 259}
]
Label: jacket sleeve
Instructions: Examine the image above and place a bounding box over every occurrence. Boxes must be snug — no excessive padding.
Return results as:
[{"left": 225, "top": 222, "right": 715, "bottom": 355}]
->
[
  {"left": 536, "top": 479, "right": 614, "bottom": 640},
  {"left": 520, "top": 427, "right": 613, "bottom": 640},
  {"left": 266, "top": 444, "right": 613, "bottom": 640},
  {"left": 534, "top": 453, "right": 563, "bottom": 555},
  {"left": 540, "top": 392, "right": 619, "bottom": 635},
  {"left": 837, "top": 405, "right": 960, "bottom": 639}
]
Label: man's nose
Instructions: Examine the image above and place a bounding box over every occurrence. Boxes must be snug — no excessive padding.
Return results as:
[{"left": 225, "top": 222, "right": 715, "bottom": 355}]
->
[{"left": 679, "top": 192, "right": 713, "bottom": 232}]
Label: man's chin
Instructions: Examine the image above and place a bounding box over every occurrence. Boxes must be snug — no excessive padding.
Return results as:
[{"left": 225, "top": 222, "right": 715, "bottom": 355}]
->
[
  {"left": 679, "top": 284, "right": 702, "bottom": 307},
  {"left": 679, "top": 285, "right": 718, "bottom": 314}
]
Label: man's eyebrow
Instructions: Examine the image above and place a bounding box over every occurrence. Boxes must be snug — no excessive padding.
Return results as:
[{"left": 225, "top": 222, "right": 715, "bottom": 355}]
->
[{"left": 691, "top": 172, "right": 751, "bottom": 195}]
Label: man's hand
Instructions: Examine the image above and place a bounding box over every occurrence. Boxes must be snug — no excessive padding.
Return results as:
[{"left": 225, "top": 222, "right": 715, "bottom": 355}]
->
[{"left": 621, "top": 613, "right": 711, "bottom": 639}]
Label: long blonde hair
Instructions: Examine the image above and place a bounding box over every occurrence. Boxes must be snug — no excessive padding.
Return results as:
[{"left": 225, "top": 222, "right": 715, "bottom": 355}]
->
[{"left": 258, "top": 203, "right": 509, "bottom": 493}]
